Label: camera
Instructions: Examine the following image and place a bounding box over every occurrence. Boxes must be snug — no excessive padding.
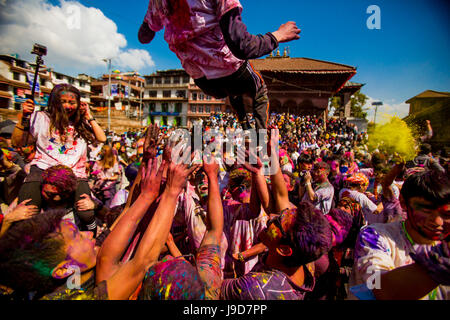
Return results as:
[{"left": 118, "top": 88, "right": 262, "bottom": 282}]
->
[
  {"left": 31, "top": 43, "right": 47, "bottom": 57},
  {"left": 298, "top": 170, "right": 308, "bottom": 183}
]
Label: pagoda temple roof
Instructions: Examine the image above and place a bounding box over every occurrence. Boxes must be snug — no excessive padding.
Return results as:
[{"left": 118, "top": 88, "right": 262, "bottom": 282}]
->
[{"left": 250, "top": 57, "right": 356, "bottom": 74}]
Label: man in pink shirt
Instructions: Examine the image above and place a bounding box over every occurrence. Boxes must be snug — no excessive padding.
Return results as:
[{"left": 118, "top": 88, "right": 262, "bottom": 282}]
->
[{"left": 138, "top": 0, "right": 300, "bottom": 131}]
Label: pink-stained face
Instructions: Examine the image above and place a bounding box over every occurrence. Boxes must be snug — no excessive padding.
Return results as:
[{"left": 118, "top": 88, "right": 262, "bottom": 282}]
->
[
  {"left": 407, "top": 197, "right": 450, "bottom": 241},
  {"left": 56, "top": 220, "right": 97, "bottom": 276},
  {"left": 42, "top": 184, "right": 62, "bottom": 203},
  {"left": 230, "top": 185, "right": 250, "bottom": 203},
  {"left": 60, "top": 92, "right": 78, "bottom": 117}
]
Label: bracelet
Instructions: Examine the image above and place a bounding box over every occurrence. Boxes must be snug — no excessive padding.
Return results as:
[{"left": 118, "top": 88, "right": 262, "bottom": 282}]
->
[
  {"left": 88, "top": 118, "right": 96, "bottom": 123},
  {"left": 238, "top": 252, "right": 245, "bottom": 262}
]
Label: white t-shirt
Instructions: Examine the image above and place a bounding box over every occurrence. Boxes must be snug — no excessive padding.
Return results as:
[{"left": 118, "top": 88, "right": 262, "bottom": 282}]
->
[
  {"left": 339, "top": 188, "right": 378, "bottom": 223},
  {"left": 349, "top": 221, "right": 449, "bottom": 300},
  {"left": 110, "top": 189, "right": 129, "bottom": 208},
  {"left": 29, "top": 111, "right": 88, "bottom": 178}
]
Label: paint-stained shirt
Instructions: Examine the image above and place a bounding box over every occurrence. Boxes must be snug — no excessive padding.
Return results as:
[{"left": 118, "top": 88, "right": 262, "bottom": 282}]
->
[
  {"left": 144, "top": 0, "right": 245, "bottom": 79},
  {"left": 220, "top": 261, "right": 315, "bottom": 300},
  {"left": 302, "top": 181, "right": 334, "bottom": 215},
  {"left": 348, "top": 221, "right": 450, "bottom": 300},
  {"left": 29, "top": 111, "right": 88, "bottom": 179},
  {"left": 40, "top": 276, "right": 108, "bottom": 300}
]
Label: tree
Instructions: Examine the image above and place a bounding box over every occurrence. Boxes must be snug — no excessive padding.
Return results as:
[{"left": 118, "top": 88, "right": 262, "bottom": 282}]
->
[
  {"left": 350, "top": 90, "right": 369, "bottom": 119},
  {"left": 328, "top": 90, "right": 369, "bottom": 119}
]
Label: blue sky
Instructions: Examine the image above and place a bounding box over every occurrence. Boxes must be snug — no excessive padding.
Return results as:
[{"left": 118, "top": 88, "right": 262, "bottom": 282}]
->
[{"left": 1, "top": 0, "right": 449, "bottom": 120}]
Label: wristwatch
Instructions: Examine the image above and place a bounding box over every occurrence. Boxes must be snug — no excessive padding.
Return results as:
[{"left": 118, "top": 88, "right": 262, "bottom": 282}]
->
[{"left": 88, "top": 118, "right": 96, "bottom": 123}]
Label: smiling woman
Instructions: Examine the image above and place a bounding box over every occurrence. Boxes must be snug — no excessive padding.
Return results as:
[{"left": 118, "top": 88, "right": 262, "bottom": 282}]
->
[{"left": 12, "top": 84, "right": 107, "bottom": 236}]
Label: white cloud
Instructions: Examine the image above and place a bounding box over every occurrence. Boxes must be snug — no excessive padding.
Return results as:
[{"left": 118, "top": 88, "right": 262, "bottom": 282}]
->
[
  {"left": 364, "top": 96, "right": 410, "bottom": 124},
  {"left": 0, "top": 0, "right": 154, "bottom": 75},
  {"left": 117, "top": 49, "right": 154, "bottom": 72}
]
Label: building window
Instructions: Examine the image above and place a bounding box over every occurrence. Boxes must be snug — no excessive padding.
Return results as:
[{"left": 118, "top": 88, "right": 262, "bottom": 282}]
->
[
  {"left": 40, "top": 78, "right": 46, "bottom": 86},
  {"left": 198, "top": 105, "right": 204, "bottom": 113},
  {"left": 191, "top": 105, "right": 196, "bottom": 113},
  {"left": 163, "top": 90, "right": 171, "bottom": 98},
  {"left": 206, "top": 95, "right": 211, "bottom": 100},
  {"left": 175, "top": 116, "right": 182, "bottom": 126},
  {"left": 14, "top": 102, "right": 22, "bottom": 110},
  {"left": 155, "top": 77, "right": 162, "bottom": 84},
  {"left": 162, "top": 103, "right": 169, "bottom": 112},
  {"left": 149, "top": 103, "right": 156, "bottom": 112},
  {"left": 149, "top": 90, "right": 157, "bottom": 97},
  {"left": 173, "top": 77, "right": 180, "bottom": 84},
  {"left": 205, "top": 105, "right": 210, "bottom": 113},
  {"left": 79, "top": 81, "right": 85, "bottom": 88},
  {"left": 183, "top": 76, "right": 190, "bottom": 83},
  {"left": 56, "top": 74, "right": 63, "bottom": 80},
  {"left": 162, "top": 116, "right": 168, "bottom": 125},
  {"left": 175, "top": 102, "right": 182, "bottom": 113},
  {"left": 164, "top": 77, "right": 171, "bottom": 84},
  {"left": 176, "top": 90, "right": 186, "bottom": 98},
  {"left": 199, "top": 94, "right": 204, "bottom": 100},
  {"left": 13, "top": 72, "right": 20, "bottom": 81},
  {"left": 192, "top": 93, "right": 197, "bottom": 100}
]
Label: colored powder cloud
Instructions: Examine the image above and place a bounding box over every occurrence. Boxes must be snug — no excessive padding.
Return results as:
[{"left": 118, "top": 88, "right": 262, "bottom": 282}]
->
[{"left": 368, "top": 116, "right": 417, "bottom": 161}]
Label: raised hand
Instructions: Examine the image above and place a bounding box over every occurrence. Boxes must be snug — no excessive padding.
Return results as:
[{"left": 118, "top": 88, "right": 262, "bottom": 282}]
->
[
  {"left": 202, "top": 154, "right": 219, "bottom": 178},
  {"left": 272, "top": 21, "right": 301, "bottom": 43},
  {"left": 22, "top": 99, "right": 35, "bottom": 117},
  {"left": 143, "top": 123, "right": 161, "bottom": 162},
  {"left": 140, "top": 157, "right": 166, "bottom": 199},
  {"left": 165, "top": 147, "right": 199, "bottom": 195},
  {"left": 242, "top": 149, "right": 263, "bottom": 175},
  {"left": 80, "top": 101, "right": 92, "bottom": 120}
]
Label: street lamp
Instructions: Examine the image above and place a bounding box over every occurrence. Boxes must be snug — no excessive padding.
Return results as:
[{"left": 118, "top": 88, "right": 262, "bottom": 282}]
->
[
  {"left": 372, "top": 101, "right": 383, "bottom": 124},
  {"left": 102, "top": 58, "right": 112, "bottom": 132}
]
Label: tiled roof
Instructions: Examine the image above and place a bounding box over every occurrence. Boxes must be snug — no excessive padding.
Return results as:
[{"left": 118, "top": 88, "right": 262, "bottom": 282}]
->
[
  {"left": 406, "top": 90, "right": 450, "bottom": 103},
  {"left": 250, "top": 57, "right": 356, "bottom": 73}
]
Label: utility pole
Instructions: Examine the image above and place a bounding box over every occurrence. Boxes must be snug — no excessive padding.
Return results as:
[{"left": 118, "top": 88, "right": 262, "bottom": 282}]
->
[
  {"left": 102, "top": 58, "right": 112, "bottom": 132},
  {"left": 372, "top": 101, "right": 383, "bottom": 124},
  {"left": 139, "top": 80, "right": 143, "bottom": 125}
]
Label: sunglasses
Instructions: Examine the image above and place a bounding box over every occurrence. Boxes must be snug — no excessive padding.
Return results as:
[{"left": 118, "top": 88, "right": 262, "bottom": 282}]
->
[{"left": 267, "top": 214, "right": 288, "bottom": 238}]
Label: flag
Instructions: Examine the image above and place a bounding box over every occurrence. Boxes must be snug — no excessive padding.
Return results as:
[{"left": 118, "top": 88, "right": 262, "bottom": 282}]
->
[
  {"left": 111, "top": 84, "right": 118, "bottom": 97},
  {"left": 26, "top": 72, "right": 40, "bottom": 93}
]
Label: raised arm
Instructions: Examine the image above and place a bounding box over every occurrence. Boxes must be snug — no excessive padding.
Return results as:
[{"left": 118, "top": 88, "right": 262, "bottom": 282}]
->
[
  {"left": 201, "top": 155, "right": 223, "bottom": 246},
  {"left": 219, "top": 8, "right": 300, "bottom": 60},
  {"left": 268, "top": 128, "right": 291, "bottom": 212},
  {"left": 96, "top": 157, "right": 165, "bottom": 284},
  {"left": 81, "top": 101, "right": 106, "bottom": 143},
  {"left": 381, "top": 154, "right": 405, "bottom": 200},
  {"left": 242, "top": 149, "right": 272, "bottom": 215},
  {"left": 12, "top": 99, "right": 36, "bottom": 148},
  {"left": 104, "top": 149, "right": 198, "bottom": 300}
]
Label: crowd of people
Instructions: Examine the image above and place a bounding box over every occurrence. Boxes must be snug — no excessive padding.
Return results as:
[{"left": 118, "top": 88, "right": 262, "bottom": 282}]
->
[{"left": 0, "top": 82, "right": 448, "bottom": 301}]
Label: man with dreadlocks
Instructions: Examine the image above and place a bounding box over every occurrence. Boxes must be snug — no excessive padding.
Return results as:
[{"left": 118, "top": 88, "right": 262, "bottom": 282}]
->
[{"left": 138, "top": 0, "right": 300, "bottom": 131}]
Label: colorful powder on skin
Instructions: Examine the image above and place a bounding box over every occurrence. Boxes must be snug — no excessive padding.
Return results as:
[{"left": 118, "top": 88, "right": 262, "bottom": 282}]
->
[
  {"left": 32, "top": 260, "right": 53, "bottom": 277},
  {"left": 367, "top": 116, "right": 417, "bottom": 161}
]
